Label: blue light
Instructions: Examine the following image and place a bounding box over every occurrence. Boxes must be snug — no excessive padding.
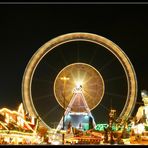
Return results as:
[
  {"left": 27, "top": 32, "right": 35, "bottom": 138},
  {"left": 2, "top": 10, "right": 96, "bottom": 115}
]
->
[
  {"left": 84, "top": 115, "right": 89, "bottom": 120},
  {"left": 65, "top": 114, "right": 71, "bottom": 120}
]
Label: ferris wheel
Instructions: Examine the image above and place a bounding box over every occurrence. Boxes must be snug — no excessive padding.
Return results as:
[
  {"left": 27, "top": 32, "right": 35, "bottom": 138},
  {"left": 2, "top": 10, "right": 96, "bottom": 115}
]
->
[{"left": 22, "top": 32, "right": 137, "bottom": 129}]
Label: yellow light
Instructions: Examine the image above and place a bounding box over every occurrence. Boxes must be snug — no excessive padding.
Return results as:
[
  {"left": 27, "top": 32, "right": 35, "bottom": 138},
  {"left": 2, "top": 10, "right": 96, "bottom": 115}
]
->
[
  {"left": 60, "top": 76, "right": 70, "bottom": 81},
  {"left": 75, "top": 80, "right": 83, "bottom": 89}
]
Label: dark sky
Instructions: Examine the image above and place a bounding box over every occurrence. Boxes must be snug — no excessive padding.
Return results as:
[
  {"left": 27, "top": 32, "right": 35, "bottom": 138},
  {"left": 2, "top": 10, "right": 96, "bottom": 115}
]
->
[{"left": 0, "top": 4, "right": 148, "bottom": 124}]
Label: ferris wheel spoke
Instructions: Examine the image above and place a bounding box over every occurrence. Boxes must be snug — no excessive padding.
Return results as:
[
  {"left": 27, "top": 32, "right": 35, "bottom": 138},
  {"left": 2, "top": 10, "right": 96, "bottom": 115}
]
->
[
  {"left": 65, "top": 93, "right": 73, "bottom": 100},
  {"left": 89, "top": 48, "right": 98, "bottom": 65},
  {"left": 98, "top": 103, "right": 110, "bottom": 111},
  {"left": 105, "top": 91, "right": 126, "bottom": 98},
  {"left": 83, "top": 90, "right": 96, "bottom": 104},
  {"left": 54, "top": 86, "right": 72, "bottom": 93},
  {"left": 47, "top": 63, "right": 59, "bottom": 72},
  {"left": 58, "top": 48, "right": 68, "bottom": 65},
  {"left": 83, "top": 76, "right": 94, "bottom": 84},
  {"left": 105, "top": 75, "right": 125, "bottom": 82},
  {"left": 42, "top": 105, "right": 60, "bottom": 120},
  {"left": 83, "top": 86, "right": 99, "bottom": 95},
  {"left": 88, "top": 88, "right": 99, "bottom": 94},
  {"left": 76, "top": 42, "right": 80, "bottom": 62},
  {"left": 64, "top": 82, "right": 74, "bottom": 88},
  {"left": 81, "top": 71, "right": 88, "bottom": 82},
  {"left": 33, "top": 94, "right": 50, "bottom": 101},
  {"left": 99, "top": 58, "right": 115, "bottom": 72},
  {"left": 32, "top": 78, "right": 49, "bottom": 84},
  {"left": 85, "top": 83, "right": 102, "bottom": 88}
]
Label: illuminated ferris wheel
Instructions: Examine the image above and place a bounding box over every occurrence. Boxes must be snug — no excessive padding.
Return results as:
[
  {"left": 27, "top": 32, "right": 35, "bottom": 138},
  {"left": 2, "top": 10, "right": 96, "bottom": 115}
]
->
[{"left": 22, "top": 32, "right": 137, "bottom": 129}]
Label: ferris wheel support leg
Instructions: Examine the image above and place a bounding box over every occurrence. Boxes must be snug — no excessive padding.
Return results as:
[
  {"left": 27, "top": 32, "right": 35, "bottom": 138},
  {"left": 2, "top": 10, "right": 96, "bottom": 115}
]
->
[{"left": 56, "top": 117, "right": 64, "bottom": 131}]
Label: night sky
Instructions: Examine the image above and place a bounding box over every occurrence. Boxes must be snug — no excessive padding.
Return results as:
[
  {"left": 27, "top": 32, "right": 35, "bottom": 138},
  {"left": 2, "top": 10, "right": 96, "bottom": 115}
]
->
[{"left": 0, "top": 3, "right": 148, "bottom": 125}]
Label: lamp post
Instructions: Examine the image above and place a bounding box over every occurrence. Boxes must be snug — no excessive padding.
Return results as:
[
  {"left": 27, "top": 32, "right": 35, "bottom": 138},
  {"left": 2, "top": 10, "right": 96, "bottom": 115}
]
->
[{"left": 60, "top": 76, "right": 69, "bottom": 144}]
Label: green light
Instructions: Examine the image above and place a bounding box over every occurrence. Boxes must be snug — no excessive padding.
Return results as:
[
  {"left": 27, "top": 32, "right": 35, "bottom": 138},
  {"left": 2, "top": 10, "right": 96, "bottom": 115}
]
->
[
  {"left": 83, "top": 123, "right": 89, "bottom": 131},
  {"left": 145, "top": 125, "right": 148, "bottom": 131},
  {"left": 95, "top": 124, "right": 108, "bottom": 131}
]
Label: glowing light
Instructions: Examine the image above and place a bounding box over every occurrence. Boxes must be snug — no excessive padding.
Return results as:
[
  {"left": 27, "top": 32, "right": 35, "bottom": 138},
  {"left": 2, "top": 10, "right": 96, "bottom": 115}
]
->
[
  {"left": 84, "top": 115, "right": 89, "bottom": 119},
  {"left": 69, "top": 112, "right": 88, "bottom": 115},
  {"left": 95, "top": 124, "right": 108, "bottom": 131},
  {"left": 65, "top": 114, "right": 71, "bottom": 120},
  {"left": 55, "top": 63, "right": 105, "bottom": 112},
  {"left": 133, "top": 123, "right": 145, "bottom": 134},
  {"left": 51, "top": 140, "right": 61, "bottom": 145},
  {"left": 141, "top": 90, "right": 148, "bottom": 97},
  {"left": 75, "top": 80, "right": 83, "bottom": 89},
  {"left": 60, "top": 76, "right": 70, "bottom": 81}
]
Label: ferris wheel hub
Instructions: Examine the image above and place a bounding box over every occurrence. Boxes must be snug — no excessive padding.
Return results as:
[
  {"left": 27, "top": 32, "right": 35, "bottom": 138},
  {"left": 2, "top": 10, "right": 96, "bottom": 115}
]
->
[{"left": 54, "top": 62, "right": 105, "bottom": 111}]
